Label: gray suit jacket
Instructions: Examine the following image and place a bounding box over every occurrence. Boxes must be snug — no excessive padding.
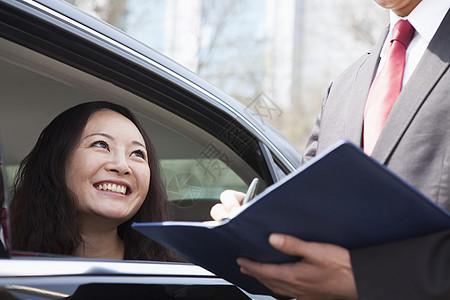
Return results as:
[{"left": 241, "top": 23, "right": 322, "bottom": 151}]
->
[{"left": 302, "top": 10, "right": 450, "bottom": 300}]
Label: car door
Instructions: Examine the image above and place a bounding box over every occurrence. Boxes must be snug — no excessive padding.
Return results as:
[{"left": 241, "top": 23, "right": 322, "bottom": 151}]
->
[{"left": 0, "top": 1, "right": 301, "bottom": 298}]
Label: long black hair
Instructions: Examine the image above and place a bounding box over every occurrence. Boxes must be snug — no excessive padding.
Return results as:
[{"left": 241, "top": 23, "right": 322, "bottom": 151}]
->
[{"left": 10, "top": 101, "right": 178, "bottom": 261}]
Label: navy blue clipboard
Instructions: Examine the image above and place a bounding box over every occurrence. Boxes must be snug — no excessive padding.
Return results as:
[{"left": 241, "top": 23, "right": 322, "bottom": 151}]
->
[{"left": 133, "top": 140, "right": 450, "bottom": 296}]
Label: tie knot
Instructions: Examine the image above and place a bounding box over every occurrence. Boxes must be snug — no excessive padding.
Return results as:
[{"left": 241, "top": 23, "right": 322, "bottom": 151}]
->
[{"left": 391, "top": 20, "right": 415, "bottom": 47}]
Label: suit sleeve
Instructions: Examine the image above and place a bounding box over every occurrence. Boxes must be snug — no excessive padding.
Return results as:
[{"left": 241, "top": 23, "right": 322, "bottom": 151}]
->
[
  {"left": 350, "top": 229, "right": 450, "bottom": 300},
  {"left": 301, "top": 82, "right": 333, "bottom": 164}
]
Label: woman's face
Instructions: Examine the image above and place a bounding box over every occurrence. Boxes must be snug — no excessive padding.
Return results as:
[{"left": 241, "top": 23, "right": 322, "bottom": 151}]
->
[{"left": 66, "top": 109, "right": 151, "bottom": 225}]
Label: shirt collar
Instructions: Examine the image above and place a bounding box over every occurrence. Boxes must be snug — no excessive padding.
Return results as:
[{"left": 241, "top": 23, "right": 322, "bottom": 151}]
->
[{"left": 389, "top": 0, "right": 450, "bottom": 44}]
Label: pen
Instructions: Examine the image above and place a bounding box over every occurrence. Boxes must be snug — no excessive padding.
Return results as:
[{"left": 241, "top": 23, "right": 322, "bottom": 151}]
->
[
  {"left": 218, "top": 178, "right": 260, "bottom": 222},
  {"left": 242, "top": 178, "right": 260, "bottom": 205}
]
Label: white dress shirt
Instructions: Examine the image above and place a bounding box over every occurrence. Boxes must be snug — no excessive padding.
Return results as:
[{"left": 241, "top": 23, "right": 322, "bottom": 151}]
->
[{"left": 377, "top": 0, "right": 450, "bottom": 87}]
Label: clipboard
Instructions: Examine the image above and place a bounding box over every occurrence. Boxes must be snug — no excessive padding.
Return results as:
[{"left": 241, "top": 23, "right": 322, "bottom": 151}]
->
[{"left": 133, "top": 140, "right": 450, "bottom": 296}]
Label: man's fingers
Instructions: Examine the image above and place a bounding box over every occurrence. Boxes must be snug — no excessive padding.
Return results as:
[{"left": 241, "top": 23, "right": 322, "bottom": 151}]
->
[
  {"left": 269, "top": 234, "right": 311, "bottom": 257},
  {"left": 269, "top": 234, "right": 351, "bottom": 267},
  {"left": 220, "top": 190, "right": 245, "bottom": 207},
  {"left": 236, "top": 258, "right": 300, "bottom": 297},
  {"left": 210, "top": 190, "right": 245, "bottom": 221},
  {"left": 237, "top": 257, "right": 287, "bottom": 278},
  {"left": 209, "top": 203, "right": 228, "bottom": 221}
]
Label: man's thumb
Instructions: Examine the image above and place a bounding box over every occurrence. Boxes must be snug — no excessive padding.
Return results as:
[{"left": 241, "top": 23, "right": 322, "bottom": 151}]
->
[{"left": 269, "top": 233, "right": 309, "bottom": 257}]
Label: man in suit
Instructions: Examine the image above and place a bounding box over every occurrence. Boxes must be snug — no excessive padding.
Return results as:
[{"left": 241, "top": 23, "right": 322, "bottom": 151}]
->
[{"left": 211, "top": 0, "right": 450, "bottom": 298}]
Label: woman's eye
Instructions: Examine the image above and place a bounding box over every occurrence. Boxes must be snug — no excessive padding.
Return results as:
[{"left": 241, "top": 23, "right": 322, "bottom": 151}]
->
[
  {"left": 131, "top": 150, "right": 146, "bottom": 159},
  {"left": 91, "top": 141, "right": 109, "bottom": 150}
]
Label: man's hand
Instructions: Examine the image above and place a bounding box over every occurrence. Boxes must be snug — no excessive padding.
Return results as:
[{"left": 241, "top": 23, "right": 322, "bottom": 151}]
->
[
  {"left": 210, "top": 190, "right": 245, "bottom": 221},
  {"left": 237, "top": 233, "right": 358, "bottom": 300}
]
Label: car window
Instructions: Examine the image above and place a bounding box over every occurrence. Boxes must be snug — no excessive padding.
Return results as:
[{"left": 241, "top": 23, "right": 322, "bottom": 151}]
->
[
  {"left": 0, "top": 37, "right": 266, "bottom": 225},
  {"left": 162, "top": 158, "right": 246, "bottom": 220}
]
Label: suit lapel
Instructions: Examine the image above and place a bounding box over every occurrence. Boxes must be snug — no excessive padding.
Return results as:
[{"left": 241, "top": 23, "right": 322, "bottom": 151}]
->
[
  {"left": 372, "top": 10, "right": 450, "bottom": 163},
  {"left": 345, "top": 26, "right": 389, "bottom": 146}
]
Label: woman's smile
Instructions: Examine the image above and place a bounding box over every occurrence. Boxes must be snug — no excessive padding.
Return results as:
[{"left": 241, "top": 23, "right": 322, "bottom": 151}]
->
[{"left": 95, "top": 181, "right": 130, "bottom": 195}]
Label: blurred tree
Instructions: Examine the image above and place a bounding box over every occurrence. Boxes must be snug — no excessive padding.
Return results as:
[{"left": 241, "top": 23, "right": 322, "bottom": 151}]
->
[
  {"left": 195, "top": 0, "right": 265, "bottom": 102},
  {"left": 196, "top": 0, "right": 242, "bottom": 73},
  {"left": 338, "top": 0, "right": 389, "bottom": 47},
  {"left": 285, "top": 0, "right": 388, "bottom": 150},
  {"left": 62, "top": 0, "right": 388, "bottom": 153},
  {"left": 65, "top": 0, "right": 127, "bottom": 29}
]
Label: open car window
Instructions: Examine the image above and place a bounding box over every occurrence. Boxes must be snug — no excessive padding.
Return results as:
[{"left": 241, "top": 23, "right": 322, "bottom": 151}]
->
[{"left": 0, "top": 37, "right": 267, "bottom": 225}]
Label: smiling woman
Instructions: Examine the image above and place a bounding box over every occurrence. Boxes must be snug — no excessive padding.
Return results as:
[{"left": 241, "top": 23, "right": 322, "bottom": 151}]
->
[{"left": 9, "top": 101, "right": 180, "bottom": 261}]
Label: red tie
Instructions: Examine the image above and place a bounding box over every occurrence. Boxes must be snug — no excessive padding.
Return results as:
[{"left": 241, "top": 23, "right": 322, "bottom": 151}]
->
[{"left": 363, "top": 20, "right": 415, "bottom": 155}]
